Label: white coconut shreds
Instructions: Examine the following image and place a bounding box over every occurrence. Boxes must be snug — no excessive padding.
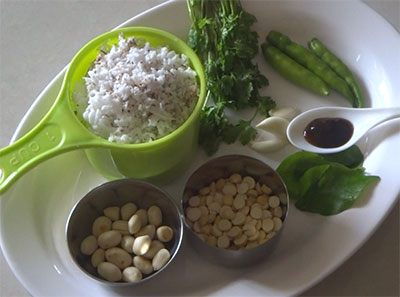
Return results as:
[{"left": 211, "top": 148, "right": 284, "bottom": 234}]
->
[{"left": 78, "top": 33, "right": 198, "bottom": 144}]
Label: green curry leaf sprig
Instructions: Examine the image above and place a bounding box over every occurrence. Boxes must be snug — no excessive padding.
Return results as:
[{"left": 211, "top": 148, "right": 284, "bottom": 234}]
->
[
  {"left": 277, "top": 146, "right": 380, "bottom": 215},
  {"left": 187, "top": 0, "right": 275, "bottom": 155}
]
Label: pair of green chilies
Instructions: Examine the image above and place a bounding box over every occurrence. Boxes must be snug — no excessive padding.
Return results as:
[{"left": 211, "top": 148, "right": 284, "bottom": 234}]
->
[{"left": 261, "top": 31, "right": 364, "bottom": 108}]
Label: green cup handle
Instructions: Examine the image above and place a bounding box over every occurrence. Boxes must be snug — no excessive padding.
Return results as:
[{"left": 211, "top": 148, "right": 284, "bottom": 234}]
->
[{"left": 0, "top": 94, "right": 102, "bottom": 194}]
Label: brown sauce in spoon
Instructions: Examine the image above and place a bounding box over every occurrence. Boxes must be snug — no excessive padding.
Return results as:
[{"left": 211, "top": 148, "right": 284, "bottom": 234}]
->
[{"left": 304, "top": 117, "right": 354, "bottom": 148}]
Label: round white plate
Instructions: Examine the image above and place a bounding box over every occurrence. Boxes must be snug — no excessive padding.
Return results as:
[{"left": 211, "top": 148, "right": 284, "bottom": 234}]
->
[{"left": 1, "top": 1, "right": 399, "bottom": 296}]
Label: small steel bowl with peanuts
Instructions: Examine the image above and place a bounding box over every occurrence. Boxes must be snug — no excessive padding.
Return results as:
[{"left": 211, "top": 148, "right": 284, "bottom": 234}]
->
[
  {"left": 66, "top": 179, "right": 183, "bottom": 285},
  {"left": 181, "top": 154, "right": 289, "bottom": 267}
]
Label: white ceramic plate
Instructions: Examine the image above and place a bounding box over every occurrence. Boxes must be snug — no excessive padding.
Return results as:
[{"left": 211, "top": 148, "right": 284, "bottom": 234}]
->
[{"left": 1, "top": 1, "right": 399, "bottom": 296}]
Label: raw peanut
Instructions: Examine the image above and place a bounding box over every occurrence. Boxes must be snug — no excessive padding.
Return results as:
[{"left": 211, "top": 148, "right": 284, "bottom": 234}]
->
[
  {"left": 104, "top": 206, "right": 120, "bottom": 221},
  {"left": 152, "top": 249, "right": 171, "bottom": 271},
  {"left": 147, "top": 206, "right": 162, "bottom": 227},
  {"left": 135, "top": 209, "right": 148, "bottom": 226},
  {"left": 121, "top": 235, "right": 135, "bottom": 253},
  {"left": 105, "top": 247, "right": 132, "bottom": 269},
  {"left": 143, "top": 240, "right": 165, "bottom": 259},
  {"left": 133, "top": 256, "right": 153, "bottom": 275},
  {"left": 156, "top": 226, "right": 174, "bottom": 242},
  {"left": 91, "top": 248, "right": 105, "bottom": 268},
  {"left": 136, "top": 224, "right": 156, "bottom": 239},
  {"left": 92, "top": 216, "right": 112, "bottom": 237},
  {"left": 120, "top": 203, "right": 137, "bottom": 221},
  {"left": 122, "top": 266, "right": 142, "bottom": 282},
  {"left": 98, "top": 230, "right": 121, "bottom": 249},
  {"left": 98, "top": 262, "right": 122, "bottom": 282},
  {"left": 112, "top": 220, "right": 129, "bottom": 235},
  {"left": 128, "top": 214, "right": 142, "bottom": 234},
  {"left": 80, "top": 235, "right": 98, "bottom": 255},
  {"left": 132, "top": 235, "right": 152, "bottom": 256}
]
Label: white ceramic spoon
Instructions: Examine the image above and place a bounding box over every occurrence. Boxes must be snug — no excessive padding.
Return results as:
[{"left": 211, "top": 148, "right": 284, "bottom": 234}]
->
[{"left": 287, "top": 106, "right": 400, "bottom": 154}]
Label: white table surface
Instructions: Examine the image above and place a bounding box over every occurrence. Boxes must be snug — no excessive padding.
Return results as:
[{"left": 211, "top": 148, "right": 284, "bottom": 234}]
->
[{"left": 0, "top": 0, "right": 398, "bottom": 296}]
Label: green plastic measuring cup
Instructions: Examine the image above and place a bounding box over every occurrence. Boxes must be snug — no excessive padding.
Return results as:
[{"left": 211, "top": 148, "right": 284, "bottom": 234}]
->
[{"left": 0, "top": 27, "right": 206, "bottom": 194}]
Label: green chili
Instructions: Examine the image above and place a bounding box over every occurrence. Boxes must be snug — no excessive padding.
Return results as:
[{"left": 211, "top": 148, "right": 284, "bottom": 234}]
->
[
  {"left": 261, "top": 43, "right": 329, "bottom": 96},
  {"left": 308, "top": 38, "right": 364, "bottom": 108},
  {"left": 267, "top": 31, "right": 357, "bottom": 107}
]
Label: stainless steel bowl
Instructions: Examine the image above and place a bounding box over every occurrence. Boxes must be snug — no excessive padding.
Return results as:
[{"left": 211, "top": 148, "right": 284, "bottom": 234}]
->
[
  {"left": 66, "top": 179, "right": 183, "bottom": 285},
  {"left": 181, "top": 155, "right": 289, "bottom": 267}
]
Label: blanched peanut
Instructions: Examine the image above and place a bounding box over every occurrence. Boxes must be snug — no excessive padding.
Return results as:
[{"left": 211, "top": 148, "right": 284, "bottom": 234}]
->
[
  {"left": 128, "top": 214, "right": 142, "bottom": 234},
  {"left": 80, "top": 235, "right": 98, "bottom": 255},
  {"left": 121, "top": 202, "right": 137, "bottom": 221},
  {"left": 91, "top": 248, "right": 105, "bottom": 268},
  {"left": 143, "top": 240, "right": 165, "bottom": 259},
  {"left": 122, "top": 266, "right": 142, "bottom": 282},
  {"left": 156, "top": 226, "right": 174, "bottom": 242},
  {"left": 148, "top": 206, "right": 162, "bottom": 227},
  {"left": 98, "top": 231, "right": 121, "bottom": 249},
  {"left": 92, "top": 216, "right": 112, "bottom": 237},
  {"left": 133, "top": 235, "right": 152, "bottom": 256},
  {"left": 112, "top": 220, "right": 129, "bottom": 234},
  {"left": 104, "top": 206, "right": 120, "bottom": 221},
  {"left": 262, "top": 209, "right": 272, "bottom": 219},
  {"left": 98, "top": 262, "right": 122, "bottom": 282},
  {"left": 121, "top": 235, "right": 135, "bottom": 253},
  {"left": 136, "top": 225, "right": 156, "bottom": 239},
  {"left": 105, "top": 247, "right": 132, "bottom": 269},
  {"left": 152, "top": 249, "right": 171, "bottom": 271},
  {"left": 214, "top": 192, "right": 223, "bottom": 204},
  {"left": 133, "top": 256, "right": 153, "bottom": 275},
  {"left": 186, "top": 207, "right": 202, "bottom": 222},
  {"left": 135, "top": 209, "right": 148, "bottom": 226}
]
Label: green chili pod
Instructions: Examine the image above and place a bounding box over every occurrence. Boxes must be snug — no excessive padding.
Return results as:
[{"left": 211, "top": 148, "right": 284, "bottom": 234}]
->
[
  {"left": 308, "top": 38, "right": 364, "bottom": 108},
  {"left": 261, "top": 43, "right": 329, "bottom": 96},
  {"left": 267, "top": 31, "right": 356, "bottom": 107}
]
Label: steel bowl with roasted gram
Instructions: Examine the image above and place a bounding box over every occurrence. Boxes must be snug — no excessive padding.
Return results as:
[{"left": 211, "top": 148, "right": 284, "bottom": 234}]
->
[{"left": 181, "top": 155, "right": 289, "bottom": 267}]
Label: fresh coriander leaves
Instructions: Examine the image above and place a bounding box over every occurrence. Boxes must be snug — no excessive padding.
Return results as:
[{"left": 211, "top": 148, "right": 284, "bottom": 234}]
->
[{"left": 187, "top": 0, "right": 275, "bottom": 155}]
